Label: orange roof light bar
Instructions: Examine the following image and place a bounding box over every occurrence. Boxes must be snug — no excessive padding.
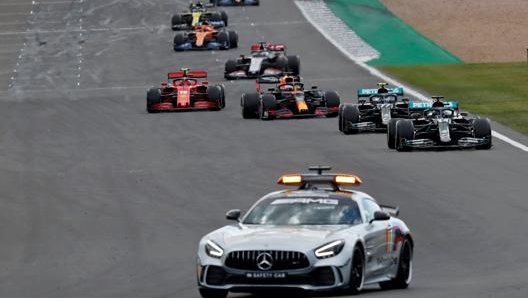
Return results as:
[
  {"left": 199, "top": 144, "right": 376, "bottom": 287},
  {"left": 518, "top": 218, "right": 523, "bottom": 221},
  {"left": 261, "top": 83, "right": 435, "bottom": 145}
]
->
[
  {"left": 334, "top": 175, "right": 362, "bottom": 185},
  {"left": 277, "top": 174, "right": 303, "bottom": 185}
]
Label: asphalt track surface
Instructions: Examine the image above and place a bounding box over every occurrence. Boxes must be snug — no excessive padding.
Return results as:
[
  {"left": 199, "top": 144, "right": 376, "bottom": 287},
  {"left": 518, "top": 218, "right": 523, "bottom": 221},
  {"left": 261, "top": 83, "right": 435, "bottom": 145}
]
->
[{"left": 0, "top": 0, "right": 527, "bottom": 298}]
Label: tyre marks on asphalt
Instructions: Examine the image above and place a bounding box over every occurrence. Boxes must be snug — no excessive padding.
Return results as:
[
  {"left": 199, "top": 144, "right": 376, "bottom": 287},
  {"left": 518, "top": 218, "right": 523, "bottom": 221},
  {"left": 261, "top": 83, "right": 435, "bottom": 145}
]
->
[{"left": 6, "top": 0, "right": 86, "bottom": 93}]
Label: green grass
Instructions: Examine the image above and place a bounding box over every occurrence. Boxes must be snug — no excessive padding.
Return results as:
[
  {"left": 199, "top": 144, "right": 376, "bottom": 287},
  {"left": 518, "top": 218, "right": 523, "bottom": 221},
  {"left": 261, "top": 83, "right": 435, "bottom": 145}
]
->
[{"left": 380, "top": 62, "right": 528, "bottom": 134}]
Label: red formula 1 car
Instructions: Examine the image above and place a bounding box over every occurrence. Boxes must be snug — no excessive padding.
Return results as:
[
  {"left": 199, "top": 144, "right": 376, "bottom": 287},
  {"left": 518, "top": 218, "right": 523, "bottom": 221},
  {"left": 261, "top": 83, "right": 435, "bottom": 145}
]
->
[{"left": 146, "top": 68, "right": 225, "bottom": 113}]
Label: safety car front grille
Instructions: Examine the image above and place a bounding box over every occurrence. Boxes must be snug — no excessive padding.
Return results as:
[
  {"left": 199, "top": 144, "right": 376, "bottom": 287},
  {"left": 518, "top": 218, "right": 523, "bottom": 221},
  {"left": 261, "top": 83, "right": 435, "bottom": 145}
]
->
[{"left": 225, "top": 250, "right": 310, "bottom": 270}]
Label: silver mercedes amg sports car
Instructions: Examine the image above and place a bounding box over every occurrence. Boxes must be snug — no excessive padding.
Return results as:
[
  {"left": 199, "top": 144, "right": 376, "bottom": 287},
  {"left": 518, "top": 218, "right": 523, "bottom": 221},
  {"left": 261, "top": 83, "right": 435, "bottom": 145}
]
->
[{"left": 196, "top": 166, "right": 413, "bottom": 298}]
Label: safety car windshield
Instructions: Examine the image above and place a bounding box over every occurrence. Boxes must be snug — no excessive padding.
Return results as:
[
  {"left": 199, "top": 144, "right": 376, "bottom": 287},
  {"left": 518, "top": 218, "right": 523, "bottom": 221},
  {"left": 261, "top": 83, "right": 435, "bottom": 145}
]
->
[{"left": 243, "top": 196, "right": 362, "bottom": 225}]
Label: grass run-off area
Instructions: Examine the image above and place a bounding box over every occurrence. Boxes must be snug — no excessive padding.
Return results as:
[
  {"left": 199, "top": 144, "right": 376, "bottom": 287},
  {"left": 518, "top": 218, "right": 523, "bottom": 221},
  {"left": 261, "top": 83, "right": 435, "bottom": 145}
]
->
[{"left": 380, "top": 62, "right": 528, "bottom": 134}]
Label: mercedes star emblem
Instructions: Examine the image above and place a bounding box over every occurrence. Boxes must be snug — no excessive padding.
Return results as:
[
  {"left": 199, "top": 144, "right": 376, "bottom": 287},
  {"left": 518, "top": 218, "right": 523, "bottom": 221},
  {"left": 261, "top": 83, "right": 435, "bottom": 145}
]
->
[{"left": 256, "top": 252, "right": 273, "bottom": 271}]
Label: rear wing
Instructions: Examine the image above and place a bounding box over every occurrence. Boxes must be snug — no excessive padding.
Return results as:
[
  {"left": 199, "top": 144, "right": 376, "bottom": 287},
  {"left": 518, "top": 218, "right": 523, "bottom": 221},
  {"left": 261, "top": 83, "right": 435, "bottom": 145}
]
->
[
  {"left": 380, "top": 205, "right": 399, "bottom": 217},
  {"left": 250, "top": 43, "right": 286, "bottom": 52},
  {"left": 408, "top": 100, "right": 459, "bottom": 110},
  {"left": 168, "top": 70, "right": 208, "bottom": 80},
  {"left": 357, "top": 87, "right": 404, "bottom": 97}
]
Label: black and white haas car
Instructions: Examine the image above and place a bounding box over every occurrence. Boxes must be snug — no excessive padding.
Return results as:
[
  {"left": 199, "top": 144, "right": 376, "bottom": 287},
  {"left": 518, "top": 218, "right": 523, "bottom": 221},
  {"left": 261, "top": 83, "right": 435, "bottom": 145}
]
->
[{"left": 224, "top": 42, "right": 300, "bottom": 80}]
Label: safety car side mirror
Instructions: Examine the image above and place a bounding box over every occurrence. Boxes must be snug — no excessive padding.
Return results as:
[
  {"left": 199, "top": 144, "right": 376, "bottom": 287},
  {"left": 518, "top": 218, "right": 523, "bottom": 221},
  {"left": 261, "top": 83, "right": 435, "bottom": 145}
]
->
[
  {"left": 369, "top": 211, "right": 390, "bottom": 224},
  {"left": 226, "top": 209, "right": 241, "bottom": 221}
]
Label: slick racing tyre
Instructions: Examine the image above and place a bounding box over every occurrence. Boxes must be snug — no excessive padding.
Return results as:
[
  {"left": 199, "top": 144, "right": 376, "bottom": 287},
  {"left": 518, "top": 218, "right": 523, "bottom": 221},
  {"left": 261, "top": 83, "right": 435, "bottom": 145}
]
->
[
  {"left": 387, "top": 118, "right": 400, "bottom": 149},
  {"left": 146, "top": 87, "right": 161, "bottom": 113},
  {"left": 199, "top": 288, "right": 228, "bottom": 298},
  {"left": 224, "top": 59, "right": 238, "bottom": 76},
  {"left": 220, "top": 11, "right": 228, "bottom": 26},
  {"left": 228, "top": 30, "right": 238, "bottom": 48},
  {"left": 173, "top": 33, "right": 185, "bottom": 51},
  {"left": 338, "top": 105, "right": 345, "bottom": 132},
  {"left": 241, "top": 93, "right": 260, "bottom": 119},
  {"left": 276, "top": 56, "right": 288, "bottom": 72},
  {"left": 342, "top": 104, "right": 360, "bottom": 134},
  {"left": 206, "top": 86, "right": 223, "bottom": 110},
  {"left": 217, "top": 31, "right": 228, "bottom": 48},
  {"left": 473, "top": 118, "right": 492, "bottom": 149},
  {"left": 171, "top": 14, "right": 183, "bottom": 30},
  {"left": 217, "top": 84, "right": 226, "bottom": 108},
  {"left": 324, "top": 91, "right": 340, "bottom": 117},
  {"left": 379, "top": 238, "right": 413, "bottom": 290},
  {"left": 349, "top": 245, "right": 365, "bottom": 294},
  {"left": 287, "top": 55, "right": 300, "bottom": 75},
  {"left": 260, "top": 94, "right": 276, "bottom": 120},
  {"left": 210, "top": 13, "right": 222, "bottom": 23},
  {"left": 395, "top": 119, "right": 414, "bottom": 152}
]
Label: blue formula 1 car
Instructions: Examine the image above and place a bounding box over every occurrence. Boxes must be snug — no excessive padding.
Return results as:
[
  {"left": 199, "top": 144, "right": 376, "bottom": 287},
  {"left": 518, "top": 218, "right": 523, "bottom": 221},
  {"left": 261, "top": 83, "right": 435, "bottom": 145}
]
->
[{"left": 210, "top": 0, "right": 259, "bottom": 6}]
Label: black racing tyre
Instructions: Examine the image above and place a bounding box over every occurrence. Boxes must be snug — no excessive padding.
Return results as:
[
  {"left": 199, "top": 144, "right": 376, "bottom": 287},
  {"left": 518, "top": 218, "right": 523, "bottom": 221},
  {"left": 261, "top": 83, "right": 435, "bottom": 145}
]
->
[
  {"left": 220, "top": 11, "right": 228, "bottom": 26},
  {"left": 146, "top": 87, "right": 161, "bottom": 113},
  {"left": 387, "top": 118, "right": 400, "bottom": 149},
  {"left": 324, "top": 91, "right": 340, "bottom": 117},
  {"left": 210, "top": 13, "right": 222, "bottom": 23},
  {"left": 241, "top": 93, "right": 260, "bottom": 119},
  {"left": 171, "top": 14, "right": 183, "bottom": 30},
  {"left": 198, "top": 288, "right": 228, "bottom": 298},
  {"left": 173, "top": 33, "right": 185, "bottom": 51},
  {"left": 338, "top": 105, "right": 345, "bottom": 132},
  {"left": 473, "top": 118, "right": 492, "bottom": 149},
  {"left": 396, "top": 119, "right": 414, "bottom": 152},
  {"left": 228, "top": 30, "right": 238, "bottom": 48},
  {"left": 276, "top": 56, "right": 288, "bottom": 72},
  {"left": 260, "top": 94, "right": 276, "bottom": 120},
  {"left": 217, "top": 84, "right": 226, "bottom": 108},
  {"left": 225, "top": 59, "right": 238, "bottom": 75},
  {"left": 287, "top": 55, "right": 300, "bottom": 75},
  {"left": 379, "top": 238, "right": 413, "bottom": 290},
  {"left": 206, "top": 86, "right": 222, "bottom": 110},
  {"left": 349, "top": 245, "right": 365, "bottom": 295},
  {"left": 342, "top": 104, "right": 360, "bottom": 134},
  {"left": 217, "top": 31, "right": 228, "bottom": 47}
]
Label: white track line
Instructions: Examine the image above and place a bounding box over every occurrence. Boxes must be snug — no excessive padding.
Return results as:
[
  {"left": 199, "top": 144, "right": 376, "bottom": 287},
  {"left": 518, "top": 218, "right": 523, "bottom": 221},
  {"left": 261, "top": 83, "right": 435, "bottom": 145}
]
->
[{"left": 295, "top": 0, "right": 528, "bottom": 152}]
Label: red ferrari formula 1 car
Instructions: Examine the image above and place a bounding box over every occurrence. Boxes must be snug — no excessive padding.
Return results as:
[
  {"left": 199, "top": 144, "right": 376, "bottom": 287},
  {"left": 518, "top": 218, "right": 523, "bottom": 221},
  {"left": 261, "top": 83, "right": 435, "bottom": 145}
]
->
[{"left": 146, "top": 68, "right": 225, "bottom": 113}]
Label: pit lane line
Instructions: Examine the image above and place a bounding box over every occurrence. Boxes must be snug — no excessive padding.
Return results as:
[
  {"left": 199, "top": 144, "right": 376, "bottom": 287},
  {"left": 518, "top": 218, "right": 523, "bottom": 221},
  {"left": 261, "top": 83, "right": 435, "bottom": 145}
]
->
[{"left": 295, "top": 0, "right": 528, "bottom": 152}]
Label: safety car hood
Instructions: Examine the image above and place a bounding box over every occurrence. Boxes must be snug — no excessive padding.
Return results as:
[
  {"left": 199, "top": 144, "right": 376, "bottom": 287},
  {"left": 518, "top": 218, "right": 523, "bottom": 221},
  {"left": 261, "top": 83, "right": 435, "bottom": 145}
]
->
[{"left": 210, "top": 225, "right": 352, "bottom": 251}]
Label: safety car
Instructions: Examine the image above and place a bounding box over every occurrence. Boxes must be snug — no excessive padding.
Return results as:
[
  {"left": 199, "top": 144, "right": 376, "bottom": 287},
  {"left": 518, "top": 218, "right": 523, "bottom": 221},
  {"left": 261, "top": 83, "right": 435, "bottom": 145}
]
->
[{"left": 197, "top": 166, "right": 414, "bottom": 298}]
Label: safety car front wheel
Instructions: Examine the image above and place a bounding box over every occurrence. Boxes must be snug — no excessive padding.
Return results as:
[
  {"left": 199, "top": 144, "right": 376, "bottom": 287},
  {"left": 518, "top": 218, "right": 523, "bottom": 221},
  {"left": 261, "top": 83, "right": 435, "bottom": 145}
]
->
[{"left": 349, "top": 245, "right": 365, "bottom": 294}]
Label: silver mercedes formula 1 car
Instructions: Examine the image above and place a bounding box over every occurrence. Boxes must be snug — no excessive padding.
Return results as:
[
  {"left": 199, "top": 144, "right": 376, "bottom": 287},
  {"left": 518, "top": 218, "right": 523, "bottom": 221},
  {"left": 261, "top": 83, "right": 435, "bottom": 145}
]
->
[{"left": 196, "top": 166, "right": 414, "bottom": 298}]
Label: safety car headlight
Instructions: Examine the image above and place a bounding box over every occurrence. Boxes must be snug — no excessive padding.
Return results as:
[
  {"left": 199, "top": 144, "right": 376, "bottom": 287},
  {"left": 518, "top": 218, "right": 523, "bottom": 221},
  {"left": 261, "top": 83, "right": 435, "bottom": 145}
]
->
[
  {"left": 205, "top": 240, "right": 224, "bottom": 258},
  {"left": 314, "top": 240, "right": 345, "bottom": 259}
]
